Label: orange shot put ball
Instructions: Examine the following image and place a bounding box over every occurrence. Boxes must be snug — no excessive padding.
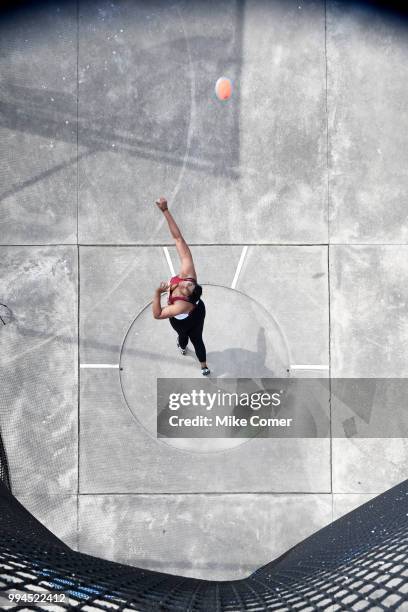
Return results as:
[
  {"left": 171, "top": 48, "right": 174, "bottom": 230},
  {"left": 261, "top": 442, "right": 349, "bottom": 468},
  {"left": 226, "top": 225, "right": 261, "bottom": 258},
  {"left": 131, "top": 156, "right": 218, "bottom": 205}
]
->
[{"left": 215, "top": 77, "right": 232, "bottom": 100}]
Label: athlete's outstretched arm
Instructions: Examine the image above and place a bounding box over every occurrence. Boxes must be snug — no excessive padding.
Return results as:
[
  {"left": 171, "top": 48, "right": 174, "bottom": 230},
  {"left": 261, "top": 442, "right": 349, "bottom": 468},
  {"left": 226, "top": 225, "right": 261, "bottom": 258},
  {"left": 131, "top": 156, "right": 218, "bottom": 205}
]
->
[{"left": 155, "top": 197, "right": 196, "bottom": 278}]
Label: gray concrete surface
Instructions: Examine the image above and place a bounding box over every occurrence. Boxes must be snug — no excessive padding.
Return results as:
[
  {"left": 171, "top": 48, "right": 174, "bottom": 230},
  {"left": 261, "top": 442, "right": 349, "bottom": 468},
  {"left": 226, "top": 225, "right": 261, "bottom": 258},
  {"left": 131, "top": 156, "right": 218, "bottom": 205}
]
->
[
  {"left": 331, "top": 245, "right": 408, "bottom": 493},
  {"left": 0, "top": 3, "right": 77, "bottom": 244},
  {"left": 80, "top": 367, "right": 330, "bottom": 494},
  {"left": 328, "top": 3, "right": 408, "bottom": 243},
  {"left": 77, "top": 0, "right": 327, "bottom": 245},
  {"left": 332, "top": 492, "right": 377, "bottom": 520},
  {"left": 0, "top": 247, "right": 78, "bottom": 497},
  {"left": 1, "top": 0, "right": 408, "bottom": 581},
  {"left": 78, "top": 493, "right": 332, "bottom": 580}
]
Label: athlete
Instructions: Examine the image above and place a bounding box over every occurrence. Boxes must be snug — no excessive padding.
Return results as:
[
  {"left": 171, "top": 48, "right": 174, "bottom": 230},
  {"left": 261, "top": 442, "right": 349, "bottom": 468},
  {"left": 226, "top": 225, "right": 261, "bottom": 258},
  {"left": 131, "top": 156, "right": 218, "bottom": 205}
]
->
[{"left": 152, "top": 197, "right": 210, "bottom": 376}]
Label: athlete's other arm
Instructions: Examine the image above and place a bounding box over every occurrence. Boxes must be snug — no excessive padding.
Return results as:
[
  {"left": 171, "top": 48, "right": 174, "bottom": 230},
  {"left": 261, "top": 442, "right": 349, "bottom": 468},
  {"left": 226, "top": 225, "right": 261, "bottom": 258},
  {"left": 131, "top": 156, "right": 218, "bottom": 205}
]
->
[
  {"left": 152, "top": 282, "right": 193, "bottom": 320},
  {"left": 155, "top": 197, "right": 196, "bottom": 279}
]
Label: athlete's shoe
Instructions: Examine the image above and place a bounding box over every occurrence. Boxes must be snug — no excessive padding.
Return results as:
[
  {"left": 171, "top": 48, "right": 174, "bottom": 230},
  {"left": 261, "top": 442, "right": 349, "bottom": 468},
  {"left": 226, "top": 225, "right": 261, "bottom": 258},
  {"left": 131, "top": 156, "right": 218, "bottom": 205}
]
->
[
  {"left": 177, "top": 340, "right": 186, "bottom": 355},
  {"left": 201, "top": 367, "right": 211, "bottom": 376}
]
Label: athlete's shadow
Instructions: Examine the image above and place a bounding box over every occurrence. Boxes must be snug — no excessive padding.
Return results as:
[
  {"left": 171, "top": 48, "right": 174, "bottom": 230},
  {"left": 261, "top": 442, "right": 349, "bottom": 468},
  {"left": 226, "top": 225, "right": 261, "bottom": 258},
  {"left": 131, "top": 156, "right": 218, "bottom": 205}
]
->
[
  {"left": 205, "top": 328, "right": 283, "bottom": 378},
  {"left": 202, "top": 328, "right": 328, "bottom": 439}
]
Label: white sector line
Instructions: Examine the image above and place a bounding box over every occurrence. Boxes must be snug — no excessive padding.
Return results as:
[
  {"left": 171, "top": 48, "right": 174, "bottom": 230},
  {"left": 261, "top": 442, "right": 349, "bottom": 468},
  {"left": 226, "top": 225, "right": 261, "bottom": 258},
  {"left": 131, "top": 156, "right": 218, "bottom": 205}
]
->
[
  {"left": 290, "top": 365, "right": 329, "bottom": 370},
  {"left": 80, "top": 364, "right": 119, "bottom": 369},
  {"left": 81, "top": 247, "right": 175, "bottom": 371},
  {"left": 231, "top": 246, "right": 248, "bottom": 289},
  {"left": 163, "top": 246, "right": 175, "bottom": 276}
]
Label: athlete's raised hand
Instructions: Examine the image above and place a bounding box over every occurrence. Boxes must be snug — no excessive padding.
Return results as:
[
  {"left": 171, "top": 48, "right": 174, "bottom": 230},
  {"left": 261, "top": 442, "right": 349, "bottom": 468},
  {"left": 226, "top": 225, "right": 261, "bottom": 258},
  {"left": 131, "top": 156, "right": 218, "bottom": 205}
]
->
[
  {"left": 156, "top": 281, "right": 169, "bottom": 294},
  {"left": 155, "top": 197, "right": 168, "bottom": 211}
]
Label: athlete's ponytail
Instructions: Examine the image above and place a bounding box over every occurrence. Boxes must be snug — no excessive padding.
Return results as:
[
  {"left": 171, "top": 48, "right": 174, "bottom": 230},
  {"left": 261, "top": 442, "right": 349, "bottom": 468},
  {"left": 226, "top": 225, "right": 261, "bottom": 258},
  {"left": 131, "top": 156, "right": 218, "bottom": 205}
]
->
[{"left": 189, "top": 284, "right": 202, "bottom": 304}]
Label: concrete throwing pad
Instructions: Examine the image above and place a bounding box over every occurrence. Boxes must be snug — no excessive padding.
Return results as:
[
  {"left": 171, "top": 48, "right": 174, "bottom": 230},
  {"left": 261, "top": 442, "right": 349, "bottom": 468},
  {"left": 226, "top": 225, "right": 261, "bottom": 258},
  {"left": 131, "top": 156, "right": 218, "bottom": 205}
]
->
[
  {"left": 80, "top": 244, "right": 330, "bottom": 493},
  {"left": 120, "top": 285, "right": 290, "bottom": 452}
]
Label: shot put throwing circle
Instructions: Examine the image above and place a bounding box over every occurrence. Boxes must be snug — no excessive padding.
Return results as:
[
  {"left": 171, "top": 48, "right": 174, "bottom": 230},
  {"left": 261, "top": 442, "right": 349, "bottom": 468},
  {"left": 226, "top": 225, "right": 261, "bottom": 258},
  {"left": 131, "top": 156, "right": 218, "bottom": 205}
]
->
[{"left": 119, "top": 286, "right": 291, "bottom": 454}]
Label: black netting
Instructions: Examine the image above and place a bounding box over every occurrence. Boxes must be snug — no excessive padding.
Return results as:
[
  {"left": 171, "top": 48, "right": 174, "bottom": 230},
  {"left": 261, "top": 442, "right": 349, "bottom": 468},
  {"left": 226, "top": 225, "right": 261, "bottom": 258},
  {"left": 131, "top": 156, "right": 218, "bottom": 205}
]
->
[
  {"left": 0, "top": 404, "right": 406, "bottom": 610},
  {"left": 0, "top": 453, "right": 407, "bottom": 611},
  {"left": 0, "top": 428, "right": 10, "bottom": 492}
]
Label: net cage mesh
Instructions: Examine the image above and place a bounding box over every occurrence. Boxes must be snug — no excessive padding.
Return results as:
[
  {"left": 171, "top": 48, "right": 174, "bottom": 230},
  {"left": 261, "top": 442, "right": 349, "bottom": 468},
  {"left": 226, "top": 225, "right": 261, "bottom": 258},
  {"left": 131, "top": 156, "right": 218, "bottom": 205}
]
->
[{"left": 0, "top": 432, "right": 407, "bottom": 611}]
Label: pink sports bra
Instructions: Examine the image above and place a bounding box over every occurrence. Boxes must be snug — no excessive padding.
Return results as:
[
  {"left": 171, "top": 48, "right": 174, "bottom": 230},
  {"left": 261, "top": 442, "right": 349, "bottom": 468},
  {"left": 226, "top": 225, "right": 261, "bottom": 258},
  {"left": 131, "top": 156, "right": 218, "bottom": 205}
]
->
[{"left": 168, "top": 276, "right": 196, "bottom": 306}]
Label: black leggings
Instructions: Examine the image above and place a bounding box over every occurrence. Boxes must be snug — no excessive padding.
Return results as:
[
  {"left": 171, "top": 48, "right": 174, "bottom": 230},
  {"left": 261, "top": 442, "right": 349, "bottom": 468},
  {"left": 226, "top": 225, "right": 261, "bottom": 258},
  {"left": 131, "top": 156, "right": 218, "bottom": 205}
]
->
[{"left": 169, "top": 300, "right": 206, "bottom": 363}]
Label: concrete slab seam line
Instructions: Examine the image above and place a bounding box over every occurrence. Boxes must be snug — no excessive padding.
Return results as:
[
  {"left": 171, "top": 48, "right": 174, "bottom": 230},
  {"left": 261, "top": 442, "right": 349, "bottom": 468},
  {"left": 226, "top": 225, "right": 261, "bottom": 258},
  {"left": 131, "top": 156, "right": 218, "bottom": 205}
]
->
[
  {"left": 231, "top": 246, "right": 248, "bottom": 289},
  {"left": 163, "top": 246, "right": 176, "bottom": 276}
]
